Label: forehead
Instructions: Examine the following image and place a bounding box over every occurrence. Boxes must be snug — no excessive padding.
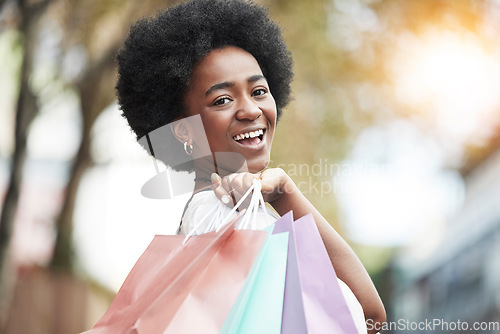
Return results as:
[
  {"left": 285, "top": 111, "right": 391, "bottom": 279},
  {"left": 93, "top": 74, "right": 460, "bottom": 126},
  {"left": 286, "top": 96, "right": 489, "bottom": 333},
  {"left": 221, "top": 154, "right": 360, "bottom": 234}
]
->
[{"left": 190, "top": 46, "right": 264, "bottom": 88}]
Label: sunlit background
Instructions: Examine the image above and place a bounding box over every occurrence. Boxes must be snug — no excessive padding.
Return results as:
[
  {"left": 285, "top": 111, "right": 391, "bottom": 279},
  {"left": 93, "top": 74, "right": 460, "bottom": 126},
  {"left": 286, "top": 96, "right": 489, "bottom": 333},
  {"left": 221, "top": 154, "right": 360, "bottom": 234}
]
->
[{"left": 1, "top": 0, "right": 500, "bottom": 333}]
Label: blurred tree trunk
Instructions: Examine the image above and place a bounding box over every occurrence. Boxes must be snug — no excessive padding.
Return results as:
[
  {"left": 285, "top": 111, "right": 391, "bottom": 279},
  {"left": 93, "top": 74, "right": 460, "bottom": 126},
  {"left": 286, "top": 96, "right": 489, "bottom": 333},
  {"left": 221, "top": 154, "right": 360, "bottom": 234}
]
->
[
  {"left": 0, "top": 0, "right": 51, "bottom": 325},
  {"left": 1, "top": 0, "right": 166, "bottom": 329},
  {"left": 48, "top": 0, "right": 175, "bottom": 272},
  {"left": 50, "top": 46, "right": 119, "bottom": 270}
]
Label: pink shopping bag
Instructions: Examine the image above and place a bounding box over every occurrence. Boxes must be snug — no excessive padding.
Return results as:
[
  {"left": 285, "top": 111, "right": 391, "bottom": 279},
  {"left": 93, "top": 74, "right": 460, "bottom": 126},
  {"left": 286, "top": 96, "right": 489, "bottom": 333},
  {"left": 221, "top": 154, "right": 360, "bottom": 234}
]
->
[{"left": 83, "top": 215, "right": 267, "bottom": 334}]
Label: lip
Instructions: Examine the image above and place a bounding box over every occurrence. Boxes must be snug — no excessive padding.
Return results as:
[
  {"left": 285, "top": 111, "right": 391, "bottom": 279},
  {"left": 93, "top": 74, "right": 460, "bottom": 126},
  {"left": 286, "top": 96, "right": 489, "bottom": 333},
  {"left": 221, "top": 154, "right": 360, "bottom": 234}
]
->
[
  {"left": 232, "top": 127, "right": 268, "bottom": 152},
  {"left": 231, "top": 126, "right": 267, "bottom": 139}
]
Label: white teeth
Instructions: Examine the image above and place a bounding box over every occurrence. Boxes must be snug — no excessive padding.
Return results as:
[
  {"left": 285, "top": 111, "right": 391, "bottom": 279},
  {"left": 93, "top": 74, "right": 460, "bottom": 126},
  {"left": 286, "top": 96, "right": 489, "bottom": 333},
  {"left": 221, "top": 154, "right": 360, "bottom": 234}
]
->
[{"left": 233, "top": 129, "right": 265, "bottom": 141}]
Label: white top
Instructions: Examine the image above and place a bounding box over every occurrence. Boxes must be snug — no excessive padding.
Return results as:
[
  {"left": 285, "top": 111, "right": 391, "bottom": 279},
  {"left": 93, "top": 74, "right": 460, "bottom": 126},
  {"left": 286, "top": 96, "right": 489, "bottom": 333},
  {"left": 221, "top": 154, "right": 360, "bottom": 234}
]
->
[
  {"left": 180, "top": 190, "right": 280, "bottom": 235},
  {"left": 179, "top": 190, "right": 367, "bottom": 333}
]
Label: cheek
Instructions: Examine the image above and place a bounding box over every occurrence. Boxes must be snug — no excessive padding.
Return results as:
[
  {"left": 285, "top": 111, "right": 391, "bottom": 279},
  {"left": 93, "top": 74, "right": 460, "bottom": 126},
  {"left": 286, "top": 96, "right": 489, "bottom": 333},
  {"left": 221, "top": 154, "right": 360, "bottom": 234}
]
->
[
  {"left": 262, "top": 97, "right": 277, "bottom": 125},
  {"left": 201, "top": 114, "right": 231, "bottom": 145},
  {"left": 264, "top": 108, "right": 277, "bottom": 128}
]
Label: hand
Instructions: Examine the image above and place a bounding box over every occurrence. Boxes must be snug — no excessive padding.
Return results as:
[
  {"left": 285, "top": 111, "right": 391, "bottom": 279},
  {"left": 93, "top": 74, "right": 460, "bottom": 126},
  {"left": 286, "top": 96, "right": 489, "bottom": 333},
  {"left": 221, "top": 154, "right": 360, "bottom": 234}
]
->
[{"left": 211, "top": 168, "right": 292, "bottom": 208}]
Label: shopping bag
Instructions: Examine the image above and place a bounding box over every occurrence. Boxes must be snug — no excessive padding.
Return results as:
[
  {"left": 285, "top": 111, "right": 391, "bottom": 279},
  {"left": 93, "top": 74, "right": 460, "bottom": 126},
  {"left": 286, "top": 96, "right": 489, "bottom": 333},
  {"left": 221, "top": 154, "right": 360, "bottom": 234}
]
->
[
  {"left": 220, "top": 228, "right": 289, "bottom": 334},
  {"left": 272, "top": 212, "right": 307, "bottom": 333},
  {"left": 273, "top": 211, "right": 358, "bottom": 334},
  {"left": 83, "top": 214, "right": 268, "bottom": 334},
  {"left": 148, "top": 227, "right": 268, "bottom": 334}
]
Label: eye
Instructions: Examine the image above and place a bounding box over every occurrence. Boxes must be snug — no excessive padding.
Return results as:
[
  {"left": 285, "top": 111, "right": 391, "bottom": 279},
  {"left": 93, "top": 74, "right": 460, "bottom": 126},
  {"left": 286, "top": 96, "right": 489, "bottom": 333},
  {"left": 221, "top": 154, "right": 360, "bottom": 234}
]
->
[
  {"left": 213, "top": 96, "right": 232, "bottom": 106},
  {"left": 252, "top": 88, "right": 268, "bottom": 97}
]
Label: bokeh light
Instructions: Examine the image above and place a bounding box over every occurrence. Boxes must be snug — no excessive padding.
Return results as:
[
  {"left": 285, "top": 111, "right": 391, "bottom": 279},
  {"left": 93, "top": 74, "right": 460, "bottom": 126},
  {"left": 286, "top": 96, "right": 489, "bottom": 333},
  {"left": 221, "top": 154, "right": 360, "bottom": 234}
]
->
[{"left": 391, "top": 28, "right": 500, "bottom": 144}]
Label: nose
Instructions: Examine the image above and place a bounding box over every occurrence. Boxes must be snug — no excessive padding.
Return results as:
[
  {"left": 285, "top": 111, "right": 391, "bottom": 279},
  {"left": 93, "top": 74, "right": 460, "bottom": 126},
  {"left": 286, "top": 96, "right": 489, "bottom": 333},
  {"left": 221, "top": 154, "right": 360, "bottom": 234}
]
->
[{"left": 235, "top": 95, "right": 262, "bottom": 121}]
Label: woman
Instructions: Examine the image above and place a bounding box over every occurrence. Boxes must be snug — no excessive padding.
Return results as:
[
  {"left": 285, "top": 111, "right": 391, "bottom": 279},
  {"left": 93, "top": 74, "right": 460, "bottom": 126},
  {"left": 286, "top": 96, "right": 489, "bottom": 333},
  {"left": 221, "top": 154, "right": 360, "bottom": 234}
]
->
[{"left": 116, "top": 0, "right": 385, "bottom": 332}]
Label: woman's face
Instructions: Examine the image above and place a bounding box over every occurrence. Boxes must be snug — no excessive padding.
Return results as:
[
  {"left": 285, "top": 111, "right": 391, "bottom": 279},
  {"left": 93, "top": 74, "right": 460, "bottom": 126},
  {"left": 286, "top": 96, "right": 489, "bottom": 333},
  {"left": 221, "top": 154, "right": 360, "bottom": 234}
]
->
[{"left": 184, "top": 46, "right": 277, "bottom": 173}]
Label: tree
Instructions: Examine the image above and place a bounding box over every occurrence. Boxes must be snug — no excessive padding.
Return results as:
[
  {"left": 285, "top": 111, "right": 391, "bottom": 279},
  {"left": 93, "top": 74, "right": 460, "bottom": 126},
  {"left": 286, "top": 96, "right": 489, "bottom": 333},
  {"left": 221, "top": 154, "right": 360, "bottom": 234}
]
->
[
  {"left": 0, "top": 0, "right": 179, "bottom": 327},
  {"left": 0, "top": 0, "right": 52, "bottom": 323}
]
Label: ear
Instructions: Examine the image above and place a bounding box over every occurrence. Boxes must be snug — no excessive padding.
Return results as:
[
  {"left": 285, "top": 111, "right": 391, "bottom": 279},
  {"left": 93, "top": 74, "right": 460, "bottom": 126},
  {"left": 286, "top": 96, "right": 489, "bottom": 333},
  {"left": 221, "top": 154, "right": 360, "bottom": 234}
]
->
[{"left": 171, "top": 119, "right": 194, "bottom": 145}]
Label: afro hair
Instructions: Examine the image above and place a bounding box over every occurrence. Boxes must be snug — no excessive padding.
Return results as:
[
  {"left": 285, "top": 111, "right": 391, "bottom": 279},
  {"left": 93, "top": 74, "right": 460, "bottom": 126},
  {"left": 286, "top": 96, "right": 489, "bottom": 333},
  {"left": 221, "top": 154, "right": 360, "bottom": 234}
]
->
[{"left": 116, "top": 0, "right": 294, "bottom": 141}]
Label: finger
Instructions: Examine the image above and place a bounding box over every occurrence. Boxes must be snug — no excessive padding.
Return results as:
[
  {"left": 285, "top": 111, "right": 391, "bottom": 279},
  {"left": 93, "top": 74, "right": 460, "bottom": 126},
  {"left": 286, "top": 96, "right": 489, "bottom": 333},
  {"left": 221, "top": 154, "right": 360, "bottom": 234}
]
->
[
  {"left": 230, "top": 173, "right": 256, "bottom": 202},
  {"left": 259, "top": 168, "right": 289, "bottom": 203},
  {"left": 243, "top": 172, "right": 257, "bottom": 188},
  {"left": 228, "top": 173, "right": 245, "bottom": 195},
  {"left": 211, "top": 173, "right": 234, "bottom": 207},
  {"left": 223, "top": 174, "right": 240, "bottom": 205},
  {"left": 257, "top": 169, "right": 274, "bottom": 193},
  {"left": 221, "top": 173, "right": 237, "bottom": 193},
  {"left": 211, "top": 174, "right": 225, "bottom": 197},
  {"left": 211, "top": 172, "right": 221, "bottom": 188}
]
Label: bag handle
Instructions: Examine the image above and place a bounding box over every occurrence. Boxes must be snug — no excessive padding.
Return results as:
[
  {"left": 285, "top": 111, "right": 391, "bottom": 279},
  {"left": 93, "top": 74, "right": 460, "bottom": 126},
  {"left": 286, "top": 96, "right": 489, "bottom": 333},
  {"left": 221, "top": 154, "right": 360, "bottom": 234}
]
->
[
  {"left": 215, "top": 179, "right": 261, "bottom": 231},
  {"left": 183, "top": 179, "right": 270, "bottom": 244},
  {"left": 236, "top": 180, "right": 270, "bottom": 230}
]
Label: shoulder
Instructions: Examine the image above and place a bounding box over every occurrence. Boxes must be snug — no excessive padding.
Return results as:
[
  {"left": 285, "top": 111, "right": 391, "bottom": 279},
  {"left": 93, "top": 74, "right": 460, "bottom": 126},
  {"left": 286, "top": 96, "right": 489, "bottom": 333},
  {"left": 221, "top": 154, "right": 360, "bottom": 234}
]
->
[{"left": 179, "top": 190, "right": 219, "bottom": 235}]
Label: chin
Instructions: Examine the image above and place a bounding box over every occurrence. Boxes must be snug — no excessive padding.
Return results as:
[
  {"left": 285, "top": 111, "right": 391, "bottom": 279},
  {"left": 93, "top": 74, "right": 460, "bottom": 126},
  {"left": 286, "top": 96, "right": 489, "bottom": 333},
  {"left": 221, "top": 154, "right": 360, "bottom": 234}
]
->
[{"left": 246, "top": 157, "right": 270, "bottom": 173}]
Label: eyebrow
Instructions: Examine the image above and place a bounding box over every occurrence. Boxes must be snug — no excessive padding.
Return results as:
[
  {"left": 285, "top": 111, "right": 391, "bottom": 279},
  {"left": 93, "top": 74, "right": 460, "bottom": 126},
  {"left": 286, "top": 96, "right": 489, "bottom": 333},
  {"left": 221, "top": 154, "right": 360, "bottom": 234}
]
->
[{"left": 205, "top": 75, "right": 267, "bottom": 96}]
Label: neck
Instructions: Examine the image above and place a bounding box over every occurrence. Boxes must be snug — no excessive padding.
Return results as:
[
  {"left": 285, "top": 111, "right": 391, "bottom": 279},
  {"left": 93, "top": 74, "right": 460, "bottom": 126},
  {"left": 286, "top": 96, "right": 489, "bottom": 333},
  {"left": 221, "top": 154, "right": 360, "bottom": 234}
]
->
[
  {"left": 193, "top": 153, "right": 254, "bottom": 191},
  {"left": 193, "top": 156, "right": 217, "bottom": 192}
]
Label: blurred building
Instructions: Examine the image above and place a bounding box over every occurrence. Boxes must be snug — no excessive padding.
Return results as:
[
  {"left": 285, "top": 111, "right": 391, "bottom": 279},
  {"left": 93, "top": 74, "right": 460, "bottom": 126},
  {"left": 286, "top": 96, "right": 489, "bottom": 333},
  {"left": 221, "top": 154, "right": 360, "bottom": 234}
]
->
[{"left": 388, "top": 140, "right": 500, "bottom": 333}]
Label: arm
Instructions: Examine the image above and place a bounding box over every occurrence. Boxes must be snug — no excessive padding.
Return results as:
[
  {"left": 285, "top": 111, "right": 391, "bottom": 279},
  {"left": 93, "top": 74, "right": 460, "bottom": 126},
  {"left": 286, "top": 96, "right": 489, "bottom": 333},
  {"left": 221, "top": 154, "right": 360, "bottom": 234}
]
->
[
  {"left": 212, "top": 169, "right": 386, "bottom": 333},
  {"left": 265, "top": 169, "right": 386, "bottom": 333}
]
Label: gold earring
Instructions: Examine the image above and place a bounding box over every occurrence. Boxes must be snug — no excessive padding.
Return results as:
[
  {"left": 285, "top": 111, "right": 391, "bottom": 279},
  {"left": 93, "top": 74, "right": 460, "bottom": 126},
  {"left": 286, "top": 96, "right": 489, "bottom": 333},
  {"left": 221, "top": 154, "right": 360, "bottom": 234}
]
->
[{"left": 184, "top": 142, "right": 193, "bottom": 156}]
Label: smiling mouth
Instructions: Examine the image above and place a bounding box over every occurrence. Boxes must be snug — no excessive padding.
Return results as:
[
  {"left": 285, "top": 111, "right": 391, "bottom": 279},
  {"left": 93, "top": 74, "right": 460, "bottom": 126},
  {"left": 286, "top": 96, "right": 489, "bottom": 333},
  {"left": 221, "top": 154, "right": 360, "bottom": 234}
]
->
[{"left": 233, "top": 129, "right": 265, "bottom": 146}]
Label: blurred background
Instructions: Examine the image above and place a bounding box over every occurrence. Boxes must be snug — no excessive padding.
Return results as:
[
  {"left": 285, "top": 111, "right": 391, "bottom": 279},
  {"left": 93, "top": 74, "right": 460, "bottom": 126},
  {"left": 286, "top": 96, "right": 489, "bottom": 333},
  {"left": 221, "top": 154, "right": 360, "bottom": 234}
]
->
[{"left": 1, "top": 0, "right": 500, "bottom": 332}]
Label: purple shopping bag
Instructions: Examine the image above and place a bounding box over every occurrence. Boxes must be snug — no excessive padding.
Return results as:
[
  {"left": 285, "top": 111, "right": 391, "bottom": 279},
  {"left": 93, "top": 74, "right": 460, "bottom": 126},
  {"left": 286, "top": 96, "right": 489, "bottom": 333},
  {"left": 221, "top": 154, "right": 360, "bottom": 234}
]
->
[
  {"left": 273, "top": 212, "right": 358, "bottom": 334},
  {"left": 272, "top": 212, "right": 307, "bottom": 333}
]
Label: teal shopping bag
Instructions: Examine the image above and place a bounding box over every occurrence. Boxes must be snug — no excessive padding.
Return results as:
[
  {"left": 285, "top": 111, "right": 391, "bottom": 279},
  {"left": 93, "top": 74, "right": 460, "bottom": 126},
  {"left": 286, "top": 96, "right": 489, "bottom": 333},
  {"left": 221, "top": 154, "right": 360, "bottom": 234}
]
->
[{"left": 220, "top": 229, "right": 289, "bottom": 334}]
